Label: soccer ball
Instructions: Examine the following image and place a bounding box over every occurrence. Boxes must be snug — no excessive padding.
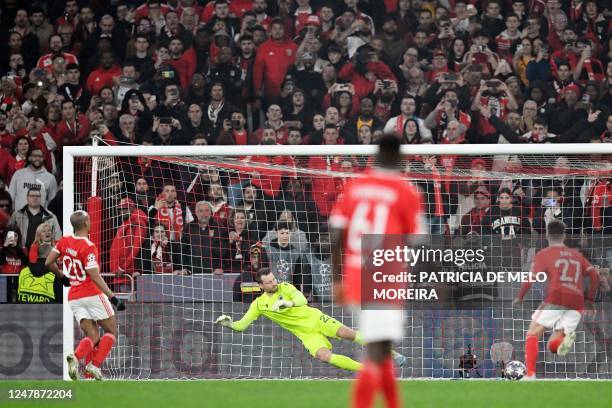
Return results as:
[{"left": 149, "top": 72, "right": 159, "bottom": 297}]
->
[{"left": 504, "top": 360, "right": 527, "bottom": 380}]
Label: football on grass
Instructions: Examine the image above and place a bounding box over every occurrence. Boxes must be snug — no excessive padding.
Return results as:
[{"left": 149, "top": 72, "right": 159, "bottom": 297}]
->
[{"left": 504, "top": 360, "right": 527, "bottom": 380}]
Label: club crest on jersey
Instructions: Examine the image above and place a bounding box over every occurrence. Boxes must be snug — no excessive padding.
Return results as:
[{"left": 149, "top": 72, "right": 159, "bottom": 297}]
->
[{"left": 287, "top": 49, "right": 292, "bottom": 56}]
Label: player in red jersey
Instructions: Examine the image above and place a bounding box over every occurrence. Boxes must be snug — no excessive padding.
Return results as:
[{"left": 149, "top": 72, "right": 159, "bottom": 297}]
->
[
  {"left": 45, "top": 211, "right": 125, "bottom": 381},
  {"left": 513, "top": 219, "right": 600, "bottom": 380},
  {"left": 330, "top": 135, "right": 425, "bottom": 408}
]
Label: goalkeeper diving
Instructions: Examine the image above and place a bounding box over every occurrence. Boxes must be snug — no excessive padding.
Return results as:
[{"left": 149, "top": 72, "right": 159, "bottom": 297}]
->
[{"left": 215, "top": 268, "right": 406, "bottom": 371}]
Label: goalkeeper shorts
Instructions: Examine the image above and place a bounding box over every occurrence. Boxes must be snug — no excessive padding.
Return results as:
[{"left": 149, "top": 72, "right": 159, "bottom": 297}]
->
[{"left": 301, "top": 313, "right": 343, "bottom": 357}]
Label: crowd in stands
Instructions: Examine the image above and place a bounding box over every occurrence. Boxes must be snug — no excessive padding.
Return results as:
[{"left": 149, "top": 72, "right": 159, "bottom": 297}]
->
[{"left": 0, "top": 0, "right": 611, "bottom": 303}]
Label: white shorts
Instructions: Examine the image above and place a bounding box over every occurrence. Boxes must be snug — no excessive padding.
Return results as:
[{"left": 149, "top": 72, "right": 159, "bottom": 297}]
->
[
  {"left": 532, "top": 304, "right": 581, "bottom": 333},
  {"left": 69, "top": 294, "right": 115, "bottom": 322},
  {"left": 359, "top": 308, "right": 404, "bottom": 343}
]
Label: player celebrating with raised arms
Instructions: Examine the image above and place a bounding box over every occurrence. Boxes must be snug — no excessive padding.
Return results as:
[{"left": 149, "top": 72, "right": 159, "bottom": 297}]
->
[
  {"left": 46, "top": 211, "right": 126, "bottom": 381},
  {"left": 215, "top": 268, "right": 365, "bottom": 372},
  {"left": 330, "top": 135, "right": 425, "bottom": 408},
  {"left": 513, "top": 220, "right": 600, "bottom": 380}
]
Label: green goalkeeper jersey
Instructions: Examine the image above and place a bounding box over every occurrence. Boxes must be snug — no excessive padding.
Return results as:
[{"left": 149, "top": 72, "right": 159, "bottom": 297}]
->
[{"left": 231, "top": 283, "right": 323, "bottom": 339}]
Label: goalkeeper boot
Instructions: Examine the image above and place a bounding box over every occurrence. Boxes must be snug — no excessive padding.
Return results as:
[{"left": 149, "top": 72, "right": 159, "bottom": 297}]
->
[
  {"left": 557, "top": 331, "right": 576, "bottom": 357},
  {"left": 66, "top": 354, "right": 79, "bottom": 381},
  {"left": 85, "top": 362, "right": 103, "bottom": 381},
  {"left": 392, "top": 351, "right": 407, "bottom": 367}
]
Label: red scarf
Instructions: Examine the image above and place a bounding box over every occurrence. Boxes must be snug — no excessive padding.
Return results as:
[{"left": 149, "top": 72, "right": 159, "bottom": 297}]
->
[
  {"left": 588, "top": 179, "right": 612, "bottom": 231},
  {"left": 155, "top": 201, "right": 184, "bottom": 241},
  {"left": 431, "top": 165, "right": 444, "bottom": 217},
  {"left": 151, "top": 238, "right": 173, "bottom": 274},
  {"left": 395, "top": 115, "right": 406, "bottom": 137}
]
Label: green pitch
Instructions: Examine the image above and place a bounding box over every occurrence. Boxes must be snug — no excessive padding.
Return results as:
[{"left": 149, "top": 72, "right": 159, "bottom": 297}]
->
[{"left": 1, "top": 380, "right": 609, "bottom": 408}]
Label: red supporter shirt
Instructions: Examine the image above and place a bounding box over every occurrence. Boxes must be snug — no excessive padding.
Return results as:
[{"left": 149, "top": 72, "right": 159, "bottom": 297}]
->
[
  {"left": 329, "top": 169, "right": 426, "bottom": 303},
  {"left": 85, "top": 65, "right": 121, "bottom": 95},
  {"left": 253, "top": 38, "right": 297, "bottom": 98},
  {"left": 53, "top": 235, "right": 102, "bottom": 301},
  {"left": 37, "top": 52, "right": 79, "bottom": 70},
  {"left": 518, "top": 245, "right": 599, "bottom": 311}
]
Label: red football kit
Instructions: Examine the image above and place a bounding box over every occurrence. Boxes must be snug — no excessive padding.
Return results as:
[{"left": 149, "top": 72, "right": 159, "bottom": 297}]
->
[
  {"left": 518, "top": 245, "right": 600, "bottom": 311},
  {"left": 53, "top": 235, "right": 102, "bottom": 301},
  {"left": 329, "top": 169, "right": 425, "bottom": 303}
]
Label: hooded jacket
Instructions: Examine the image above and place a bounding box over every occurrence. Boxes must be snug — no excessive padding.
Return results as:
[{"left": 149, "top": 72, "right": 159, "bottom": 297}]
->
[{"left": 110, "top": 208, "right": 148, "bottom": 280}]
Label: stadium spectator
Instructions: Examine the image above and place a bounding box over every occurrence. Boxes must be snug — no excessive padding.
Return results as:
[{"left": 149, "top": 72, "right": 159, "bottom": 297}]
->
[
  {"left": 262, "top": 210, "right": 310, "bottom": 253},
  {"left": 85, "top": 51, "right": 121, "bottom": 95},
  {"left": 384, "top": 95, "right": 431, "bottom": 140},
  {"left": 232, "top": 241, "right": 268, "bottom": 303},
  {"left": 150, "top": 182, "right": 193, "bottom": 243},
  {"left": 182, "top": 200, "right": 226, "bottom": 274},
  {"left": 208, "top": 182, "right": 231, "bottom": 225},
  {"left": 109, "top": 197, "right": 148, "bottom": 290},
  {"left": 224, "top": 207, "right": 252, "bottom": 274},
  {"left": 235, "top": 184, "right": 269, "bottom": 240},
  {"left": 28, "top": 222, "right": 55, "bottom": 262},
  {"left": 142, "top": 223, "right": 186, "bottom": 274},
  {"left": 533, "top": 186, "right": 579, "bottom": 234},
  {"left": 54, "top": 99, "right": 91, "bottom": 147},
  {"left": 262, "top": 221, "right": 311, "bottom": 296},
  {"left": 9, "top": 187, "right": 61, "bottom": 248},
  {"left": 30, "top": 6, "right": 54, "bottom": 54},
  {"left": 0, "top": 224, "right": 29, "bottom": 302},
  {"left": 217, "top": 110, "right": 254, "bottom": 145},
  {"left": 0, "top": 190, "right": 13, "bottom": 219},
  {"left": 8, "top": 148, "right": 57, "bottom": 210},
  {"left": 183, "top": 103, "right": 208, "bottom": 142},
  {"left": 481, "top": 187, "right": 532, "bottom": 269},
  {"left": 457, "top": 187, "right": 492, "bottom": 236},
  {"left": 166, "top": 37, "right": 196, "bottom": 90},
  {"left": 253, "top": 18, "right": 298, "bottom": 102},
  {"left": 22, "top": 115, "right": 55, "bottom": 173},
  {"left": 202, "top": 82, "right": 233, "bottom": 142}
]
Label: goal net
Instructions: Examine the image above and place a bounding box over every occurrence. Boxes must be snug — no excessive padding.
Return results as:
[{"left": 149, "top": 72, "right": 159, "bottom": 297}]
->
[{"left": 64, "top": 144, "right": 612, "bottom": 380}]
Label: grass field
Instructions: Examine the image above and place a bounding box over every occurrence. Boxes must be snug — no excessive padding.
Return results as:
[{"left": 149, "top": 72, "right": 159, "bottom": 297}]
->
[{"left": 1, "top": 380, "right": 610, "bottom": 408}]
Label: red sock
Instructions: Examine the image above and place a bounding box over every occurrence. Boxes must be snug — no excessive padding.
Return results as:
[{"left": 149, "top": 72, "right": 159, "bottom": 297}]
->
[
  {"left": 525, "top": 335, "right": 539, "bottom": 377},
  {"left": 379, "top": 357, "right": 399, "bottom": 408},
  {"left": 352, "top": 361, "right": 379, "bottom": 408},
  {"left": 84, "top": 348, "right": 95, "bottom": 378},
  {"left": 92, "top": 334, "right": 116, "bottom": 368},
  {"left": 548, "top": 335, "right": 564, "bottom": 354},
  {"left": 74, "top": 337, "right": 94, "bottom": 360}
]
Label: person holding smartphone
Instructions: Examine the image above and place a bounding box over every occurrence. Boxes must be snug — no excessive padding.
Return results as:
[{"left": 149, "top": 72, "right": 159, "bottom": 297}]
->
[{"left": 217, "top": 110, "right": 255, "bottom": 145}]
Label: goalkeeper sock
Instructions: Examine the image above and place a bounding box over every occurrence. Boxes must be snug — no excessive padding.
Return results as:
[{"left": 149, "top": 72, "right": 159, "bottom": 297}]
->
[
  {"left": 379, "top": 357, "right": 399, "bottom": 408},
  {"left": 352, "top": 361, "right": 379, "bottom": 408},
  {"left": 354, "top": 332, "right": 366, "bottom": 346},
  {"left": 74, "top": 337, "right": 94, "bottom": 360},
  {"left": 92, "top": 333, "right": 116, "bottom": 368},
  {"left": 525, "top": 335, "right": 538, "bottom": 377},
  {"left": 548, "top": 334, "right": 564, "bottom": 354},
  {"left": 329, "top": 354, "right": 363, "bottom": 372}
]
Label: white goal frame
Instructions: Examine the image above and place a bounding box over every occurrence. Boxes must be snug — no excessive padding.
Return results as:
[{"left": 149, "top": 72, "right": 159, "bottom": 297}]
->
[{"left": 62, "top": 143, "right": 612, "bottom": 381}]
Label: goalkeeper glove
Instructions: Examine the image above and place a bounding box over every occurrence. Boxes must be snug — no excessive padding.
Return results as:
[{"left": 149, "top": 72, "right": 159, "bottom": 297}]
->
[
  {"left": 61, "top": 275, "right": 71, "bottom": 287},
  {"left": 215, "top": 315, "right": 233, "bottom": 328},
  {"left": 110, "top": 296, "right": 126, "bottom": 311},
  {"left": 271, "top": 299, "right": 294, "bottom": 312}
]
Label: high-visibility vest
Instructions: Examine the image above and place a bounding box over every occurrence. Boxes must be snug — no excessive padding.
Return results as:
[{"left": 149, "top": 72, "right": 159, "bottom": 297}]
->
[{"left": 17, "top": 266, "right": 56, "bottom": 303}]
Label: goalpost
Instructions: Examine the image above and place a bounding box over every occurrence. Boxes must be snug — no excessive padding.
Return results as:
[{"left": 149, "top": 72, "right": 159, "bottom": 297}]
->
[{"left": 62, "top": 144, "right": 612, "bottom": 380}]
